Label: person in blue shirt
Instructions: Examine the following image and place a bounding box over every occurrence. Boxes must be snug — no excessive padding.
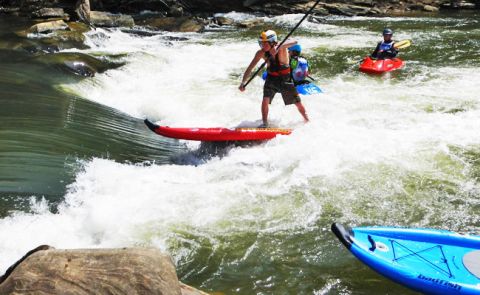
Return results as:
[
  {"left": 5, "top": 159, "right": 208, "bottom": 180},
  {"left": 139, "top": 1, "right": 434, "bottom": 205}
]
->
[
  {"left": 371, "top": 28, "right": 398, "bottom": 59},
  {"left": 288, "top": 44, "right": 311, "bottom": 86}
]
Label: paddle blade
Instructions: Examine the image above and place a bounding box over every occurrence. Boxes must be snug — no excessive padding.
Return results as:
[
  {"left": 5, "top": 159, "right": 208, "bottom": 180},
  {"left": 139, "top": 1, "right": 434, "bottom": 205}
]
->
[
  {"left": 296, "top": 83, "right": 323, "bottom": 95},
  {"left": 394, "top": 39, "right": 412, "bottom": 49}
]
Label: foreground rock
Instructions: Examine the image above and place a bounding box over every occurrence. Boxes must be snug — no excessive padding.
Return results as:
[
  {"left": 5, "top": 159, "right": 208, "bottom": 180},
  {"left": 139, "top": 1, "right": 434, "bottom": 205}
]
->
[{"left": 0, "top": 245, "right": 207, "bottom": 295}]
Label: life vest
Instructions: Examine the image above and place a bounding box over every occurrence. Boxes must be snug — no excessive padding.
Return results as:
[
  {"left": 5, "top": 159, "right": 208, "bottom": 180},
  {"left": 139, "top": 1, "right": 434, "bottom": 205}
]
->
[
  {"left": 265, "top": 51, "right": 290, "bottom": 77},
  {"left": 379, "top": 41, "right": 394, "bottom": 51},
  {"left": 290, "top": 56, "right": 309, "bottom": 82}
]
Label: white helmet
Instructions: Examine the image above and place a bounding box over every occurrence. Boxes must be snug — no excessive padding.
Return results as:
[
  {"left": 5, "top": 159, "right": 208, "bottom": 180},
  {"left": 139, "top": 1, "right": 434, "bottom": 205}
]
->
[{"left": 258, "top": 30, "right": 277, "bottom": 43}]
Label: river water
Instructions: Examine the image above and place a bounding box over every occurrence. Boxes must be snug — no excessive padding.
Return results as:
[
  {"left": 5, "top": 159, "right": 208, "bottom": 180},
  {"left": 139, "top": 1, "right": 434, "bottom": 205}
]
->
[{"left": 0, "top": 11, "right": 479, "bottom": 294}]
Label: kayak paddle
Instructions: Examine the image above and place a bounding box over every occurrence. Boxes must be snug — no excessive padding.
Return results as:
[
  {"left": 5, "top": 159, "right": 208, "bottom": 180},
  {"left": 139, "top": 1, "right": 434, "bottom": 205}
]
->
[{"left": 394, "top": 39, "right": 412, "bottom": 49}]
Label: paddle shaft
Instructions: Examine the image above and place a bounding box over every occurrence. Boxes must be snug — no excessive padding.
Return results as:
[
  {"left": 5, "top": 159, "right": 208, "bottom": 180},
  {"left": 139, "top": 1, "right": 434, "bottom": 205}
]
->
[{"left": 243, "top": 0, "right": 322, "bottom": 88}]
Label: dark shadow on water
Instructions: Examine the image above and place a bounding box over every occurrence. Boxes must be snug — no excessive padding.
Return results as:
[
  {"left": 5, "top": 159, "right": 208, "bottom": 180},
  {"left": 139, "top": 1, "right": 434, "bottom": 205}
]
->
[
  {"left": 167, "top": 119, "right": 273, "bottom": 166},
  {"left": 171, "top": 140, "right": 265, "bottom": 166}
]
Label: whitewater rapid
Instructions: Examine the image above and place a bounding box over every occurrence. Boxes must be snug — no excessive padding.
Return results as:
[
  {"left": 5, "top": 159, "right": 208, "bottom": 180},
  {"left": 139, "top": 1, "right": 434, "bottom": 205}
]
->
[{"left": 1, "top": 14, "right": 479, "bottom": 289}]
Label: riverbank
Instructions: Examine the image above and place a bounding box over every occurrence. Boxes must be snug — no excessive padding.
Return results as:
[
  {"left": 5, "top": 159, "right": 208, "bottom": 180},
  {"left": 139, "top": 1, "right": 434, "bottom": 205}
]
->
[
  {"left": 1, "top": 5, "right": 479, "bottom": 295},
  {"left": 1, "top": 0, "right": 479, "bottom": 32}
]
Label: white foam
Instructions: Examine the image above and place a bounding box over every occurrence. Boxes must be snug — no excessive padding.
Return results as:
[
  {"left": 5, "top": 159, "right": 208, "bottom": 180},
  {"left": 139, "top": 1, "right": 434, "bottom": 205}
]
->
[
  {"left": 214, "top": 11, "right": 260, "bottom": 21},
  {"left": 1, "top": 17, "right": 480, "bottom": 273}
]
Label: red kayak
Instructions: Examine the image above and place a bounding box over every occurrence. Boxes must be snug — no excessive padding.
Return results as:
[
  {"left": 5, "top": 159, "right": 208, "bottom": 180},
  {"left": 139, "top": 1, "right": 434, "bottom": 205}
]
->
[
  {"left": 144, "top": 119, "right": 292, "bottom": 141},
  {"left": 359, "top": 57, "right": 404, "bottom": 74}
]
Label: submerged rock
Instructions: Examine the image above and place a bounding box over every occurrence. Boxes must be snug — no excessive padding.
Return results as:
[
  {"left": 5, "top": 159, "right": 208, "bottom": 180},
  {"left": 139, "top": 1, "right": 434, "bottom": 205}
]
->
[
  {"left": 35, "top": 51, "right": 127, "bottom": 76},
  {"left": 23, "top": 44, "right": 60, "bottom": 53},
  {"left": 63, "top": 60, "right": 96, "bottom": 77}
]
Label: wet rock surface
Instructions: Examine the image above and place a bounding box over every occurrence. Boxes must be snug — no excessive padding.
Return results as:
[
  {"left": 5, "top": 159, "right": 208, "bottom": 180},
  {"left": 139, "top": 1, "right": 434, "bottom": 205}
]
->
[
  {"left": 138, "top": 16, "right": 205, "bottom": 32},
  {"left": 89, "top": 10, "right": 135, "bottom": 27},
  {"left": 14, "top": 20, "right": 90, "bottom": 51},
  {"left": 34, "top": 51, "right": 126, "bottom": 77},
  {"left": 1, "top": 0, "right": 478, "bottom": 23},
  {"left": 0, "top": 246, "right": 207, "bottom": 295}
]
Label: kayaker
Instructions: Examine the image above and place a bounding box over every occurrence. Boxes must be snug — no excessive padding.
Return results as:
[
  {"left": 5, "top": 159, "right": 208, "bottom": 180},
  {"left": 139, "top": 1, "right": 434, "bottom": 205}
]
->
[
  {"left": 288, "top": 44, "right": 310, "bottom": 86},
  {"left": 370, "top": 28, "right": 398, "bottom": 60},
  {"left": 239, "top": 30, "right": 309, "bottom": 128}
]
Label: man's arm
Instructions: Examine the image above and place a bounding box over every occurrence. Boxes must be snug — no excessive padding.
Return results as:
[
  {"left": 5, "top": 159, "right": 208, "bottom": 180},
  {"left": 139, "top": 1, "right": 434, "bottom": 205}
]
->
[
  {"left": 239, "top": 50, "right": 264, "bottom": 91},
  {"left": 276, "top": 39, "right": 297, "bottom": 51},
  {"left": 370, "top": 42, "right": 380, "bottom": 58}
]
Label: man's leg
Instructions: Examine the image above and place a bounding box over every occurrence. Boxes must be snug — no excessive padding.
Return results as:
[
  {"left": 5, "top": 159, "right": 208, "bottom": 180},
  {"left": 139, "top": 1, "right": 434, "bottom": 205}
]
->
[
  {"left": 295, "top": 102, "right": 309, "bottom": 123},
  {"left": 262, "top": 97, "right": 270, "bottom": 126}
]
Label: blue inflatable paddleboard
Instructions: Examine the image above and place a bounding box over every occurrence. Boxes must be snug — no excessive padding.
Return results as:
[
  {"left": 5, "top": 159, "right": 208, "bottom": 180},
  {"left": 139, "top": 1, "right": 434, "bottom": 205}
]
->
[
  {"left": 296, "top": 83, "right": 323, "bottom": 95},
  {"left": 261, "top": 71, "right": 322, "bottom": 95},
  {"left": 332, "top": 223, "right": 480, "bottom": 295}
]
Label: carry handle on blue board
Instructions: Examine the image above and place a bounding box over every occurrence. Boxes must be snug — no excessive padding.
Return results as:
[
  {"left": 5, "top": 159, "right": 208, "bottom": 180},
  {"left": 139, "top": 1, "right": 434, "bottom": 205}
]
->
[
  {"left": 261, "top": 71, "right": 323, "bottom": 95},
  {"left": 297, "top": 83, "right": 323, "bottom": 95},
  {"left": 242, "top": 0, "right": 322, "bottom": 89}
]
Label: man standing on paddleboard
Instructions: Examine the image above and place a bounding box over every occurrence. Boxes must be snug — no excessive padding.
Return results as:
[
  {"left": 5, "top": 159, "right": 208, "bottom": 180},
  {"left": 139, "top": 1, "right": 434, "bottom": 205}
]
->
[{"left": 239, "top": 30, "right": 309, "bottom": 128}]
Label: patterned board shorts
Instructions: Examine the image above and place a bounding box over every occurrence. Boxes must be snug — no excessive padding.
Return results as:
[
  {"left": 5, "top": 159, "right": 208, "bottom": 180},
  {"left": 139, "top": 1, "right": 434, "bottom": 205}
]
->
[{"left": 263, "top": 75, "right": 301, "bottom": 105}]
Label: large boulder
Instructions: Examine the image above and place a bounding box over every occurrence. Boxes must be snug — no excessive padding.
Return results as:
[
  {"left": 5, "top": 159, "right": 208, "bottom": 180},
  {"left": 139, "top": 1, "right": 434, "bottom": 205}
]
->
[
  {"left": 25, "top": 19, "right": 69, "bottom": 33},
  {"left": 214, "top": 16, "right": 234, "bottom": 26},
  {"left": 75, "top": 0, "right": 91, "bottom": 24},
  {"left": 324, "top": 3, "right": 373, "bottom": 16},
  {"left": 423, "top": 4, "right": 440, "bottom": 11},
  {"left": 0, "top": 246, "right": 183, "bottom": 294},
  {"left": 189, "top": 0, "right": 245, "bottom": 11},
  {"left": 89, "top": 10, "right": 135, "bottom": 27},
  {"left": 236, "top": 18, "right": 264, "bottom": 28},
  {"left": 15, "top": 21, "right": 90, "bottom": 51},
  {"left": 59, "top": 0, "right": 245, "bottom": 14},
  {"left": 139, "top": 16, "right": 205, "bottom": 32},
  {"left": 32, "top": 7, "right": 68, "bottom": 19},
  {"left": 88, "top": 0, "right": 173, "bottom": 13},
  {"left": 17, "top": 0, "right": 52, "bottom": 13},
  {"left": 285, "top": 1, "right": 330, "bottom": 14}
]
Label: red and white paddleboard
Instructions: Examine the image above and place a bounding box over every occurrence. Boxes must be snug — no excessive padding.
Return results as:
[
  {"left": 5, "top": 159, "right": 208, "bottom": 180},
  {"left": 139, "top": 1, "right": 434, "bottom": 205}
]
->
[{"left": 144, "top": 119, "right": 292, "bottom": 141}]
